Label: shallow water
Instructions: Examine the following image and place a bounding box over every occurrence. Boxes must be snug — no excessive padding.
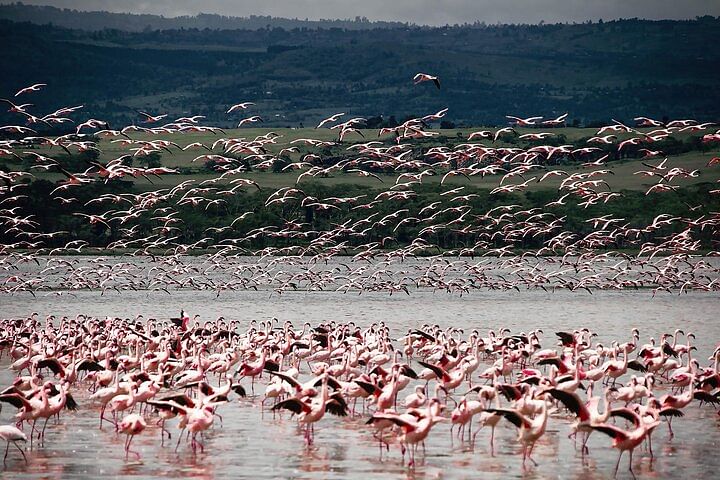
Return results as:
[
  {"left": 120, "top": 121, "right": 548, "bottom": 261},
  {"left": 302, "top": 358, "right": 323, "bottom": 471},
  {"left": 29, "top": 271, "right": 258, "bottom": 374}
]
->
[{"left": 1, "top": 286, "right": 719, "bottom": 479}]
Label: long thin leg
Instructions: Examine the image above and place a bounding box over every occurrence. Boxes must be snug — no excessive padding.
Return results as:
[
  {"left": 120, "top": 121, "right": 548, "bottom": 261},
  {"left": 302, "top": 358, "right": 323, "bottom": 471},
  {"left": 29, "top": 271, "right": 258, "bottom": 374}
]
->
[
  {"left": 528, "top": 442, "right": 538, "bottom": 466},
  {"left": 175, "top": 428, "right": 186, "bottom": 451},
  {"left": 40, "top": 417, "right": 50, "bottom": 444},
  {"left": 126, "top": 433, "right": 140, "bottom": 460},
  {"left": 13, "top": 441, "right": 27, "bottom": 464},
  {"left": 490, "top": 426, "right": 495, "bottom": 456},
  {"left": 614, "top": 451, "right": 623, "bottom": 477}
]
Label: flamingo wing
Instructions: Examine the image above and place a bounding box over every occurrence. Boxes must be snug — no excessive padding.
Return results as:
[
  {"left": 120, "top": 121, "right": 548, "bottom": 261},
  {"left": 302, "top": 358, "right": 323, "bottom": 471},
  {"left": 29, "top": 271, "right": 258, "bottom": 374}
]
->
[
  {"left": 35, "top": 358, "right": 65, "bottom": 376},
  {"left": 590, "top": 424, "right": 629, "bottom": 441},
  {"left": 399, "top": 365, "right": 418, "bottom": 379},
  {"left": 273, "top": 398, "right": 310, "bottom": 415},
  {"left": 158, "top": 393, "right": 195, "bottom": 407},
  {"left": 0, "top": 393, "right": 32, "bottom": 410},
  {"left": 485, "top": 408, "right": 531, "bottom": 429},
  {"left": 417, "top": 360, "right": 448, "bottom": 381},
  {"left": 231, "top": 384, "right": 247, "bottom": 398},
  {"left": 325, "top": 394, "right": 349, "bottom": 416},
  {"left": 410, "top": 329, "right": 436, "bottom": 341},
  {"left": 313, "top": 376, "right": 342, "bottom": 390},
  {"left": 496, "top": 384, "right": 522, "bottom": 402},
  {"left": 658, "top": 407, "right": 684, "bottom": 417},
  {"left": 627, "top": 360, "right": 648, "bottom": 372},
  {"left": 555, "top": 331, "right": 575, "bottom": 345},
  {"left": 609, "top": 408, "right": 641, "bottom": 427},
  {"left": 693, "top": 391, "right": 720, "bottom": 406},
  {"left": 353, "top": 380, "right": 379, "bottom": 395},
  {"left": 371, "top": 413, "right": 417, "bottom": 431},
  {"left": 547, "top": 388, "right": 590, "bottom": 422},
  {"left": 76, "top": 359, "right": 104, "bottom": 372},
  {"left": 65, "top": 392, "right": 78, "bottom": 411},
  {"left": 269, "top": 371, "right": 302, "bottom": 390}
]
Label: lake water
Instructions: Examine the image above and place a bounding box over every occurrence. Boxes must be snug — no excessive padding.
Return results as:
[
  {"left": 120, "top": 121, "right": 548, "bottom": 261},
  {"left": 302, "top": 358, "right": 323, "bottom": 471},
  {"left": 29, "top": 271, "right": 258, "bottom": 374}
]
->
[{"left": 1, "top": 259, "right": 719, "bottom": 479}]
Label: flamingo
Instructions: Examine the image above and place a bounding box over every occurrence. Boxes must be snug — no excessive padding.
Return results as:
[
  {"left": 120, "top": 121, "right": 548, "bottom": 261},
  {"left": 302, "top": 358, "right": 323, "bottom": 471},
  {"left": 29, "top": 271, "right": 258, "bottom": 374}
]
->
[
  {"left": 226, "top": 102, "right": 255, "bottom": 113},
  {"left": 372, "top": 399, "right": 446, "bottom": 466},
  {"left": 486, "top": 399, "right": 550, "bottom": 468},
  {"left": 117, "top": 413, "right": 146, "bottom": 459},
  {"left": 591, "top": 410, "right": 660, "bottom": 478},
  {"left": 14, "top": 83, "right": 46, "bottom": 97},
  {"left": 272, "top": 373, "right": 348, "bottom": 443},
  {"left": 412, "top": 73, "right": 440, "bottom": 89},
  {"left": 0, "top": 425, "right": 27, "bottom": 466}
]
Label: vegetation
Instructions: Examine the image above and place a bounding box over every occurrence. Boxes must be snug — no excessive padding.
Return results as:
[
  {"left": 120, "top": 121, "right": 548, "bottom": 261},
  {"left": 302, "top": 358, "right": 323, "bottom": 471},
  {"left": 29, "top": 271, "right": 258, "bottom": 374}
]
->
[
  {"left": 0, "top": 9, "right": 719, "bottom": 128},
  {"left": 1, "top": 126, "right": 718, "bottom": 251}
]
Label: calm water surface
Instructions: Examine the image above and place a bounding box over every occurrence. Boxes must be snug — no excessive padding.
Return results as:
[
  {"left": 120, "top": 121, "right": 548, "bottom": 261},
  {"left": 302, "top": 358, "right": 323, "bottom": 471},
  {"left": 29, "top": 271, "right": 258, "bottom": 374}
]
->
[{"left": 1, "top": 286, "right": 719, "bottom": 479}]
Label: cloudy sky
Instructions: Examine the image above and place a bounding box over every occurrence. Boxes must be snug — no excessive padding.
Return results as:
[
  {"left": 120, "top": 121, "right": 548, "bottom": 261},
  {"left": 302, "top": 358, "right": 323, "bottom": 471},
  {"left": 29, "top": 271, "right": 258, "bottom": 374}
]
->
[{"left": 5, "top": 0, "right": 720, "bottom": 25}]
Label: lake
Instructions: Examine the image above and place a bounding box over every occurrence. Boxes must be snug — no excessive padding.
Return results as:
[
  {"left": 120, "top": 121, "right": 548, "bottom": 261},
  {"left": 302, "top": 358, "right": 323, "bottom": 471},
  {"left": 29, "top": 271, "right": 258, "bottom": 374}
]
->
[{"left": 0, "top": 258, "right": 719, "bottom": 479}]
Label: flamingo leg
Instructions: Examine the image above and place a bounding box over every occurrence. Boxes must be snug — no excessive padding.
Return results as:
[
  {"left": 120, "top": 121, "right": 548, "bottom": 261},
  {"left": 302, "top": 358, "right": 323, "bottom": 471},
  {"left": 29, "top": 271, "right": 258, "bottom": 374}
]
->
[
  {"left": 581, "top": 431, "right": 590, "bottom": 455},
  {"left": 614, "top": 451, "right": 623, "bottom": 477},
  {"left": 14, "top": 441, "right": 27, "bottom": 464},
  {"left": 529, "top": 443, "right": 538, "bottom": 466},
  {"left": 490, "top": 426, "right": 495, "bottom": 456},
  {"left": 40, "top": 417, "right": 50, "bottom": 445},
  {"left": 124, "top": 434, "right": 131, "bottom": 460},
  {"left": 175, "top": 428, "right": 186, "bottom": 451},
  {"left": 30, "top": 420, "right": 37, "bottom": 448}
]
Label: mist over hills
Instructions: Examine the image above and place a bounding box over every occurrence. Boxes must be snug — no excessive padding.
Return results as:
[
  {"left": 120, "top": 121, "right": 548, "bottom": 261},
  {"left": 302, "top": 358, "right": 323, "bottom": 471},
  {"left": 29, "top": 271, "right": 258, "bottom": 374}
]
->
[
  {"left": 1, "top": 3, "right": 719, "bottom": 128},
  {"left": 0, "top": 3, "right": 409, "bottom": 31}
]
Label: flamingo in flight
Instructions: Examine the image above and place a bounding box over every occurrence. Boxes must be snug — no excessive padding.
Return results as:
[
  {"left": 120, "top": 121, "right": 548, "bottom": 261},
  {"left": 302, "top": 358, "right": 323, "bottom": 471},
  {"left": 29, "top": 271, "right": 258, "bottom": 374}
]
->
[{"left": 413, "top": 73, "right": 440, "bottom": 89}]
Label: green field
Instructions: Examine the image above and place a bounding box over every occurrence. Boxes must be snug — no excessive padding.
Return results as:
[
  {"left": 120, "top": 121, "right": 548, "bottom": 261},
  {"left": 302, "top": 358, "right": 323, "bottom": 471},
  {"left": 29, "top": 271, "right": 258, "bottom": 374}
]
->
[{"left": 11, "top": 126, "right": 719, "bottom": 193}]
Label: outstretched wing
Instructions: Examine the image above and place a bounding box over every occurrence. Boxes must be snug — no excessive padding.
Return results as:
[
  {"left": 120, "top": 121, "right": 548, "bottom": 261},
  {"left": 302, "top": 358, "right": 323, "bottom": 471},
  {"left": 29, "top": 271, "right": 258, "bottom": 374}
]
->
[
  {"left": 547, "top": 388, "right": 589, "bottom": 422},
  {"left": 269, "top": 371, "right": 302, "bottom": 390},
  {"left": 417, "top": 360, "right": 448, "bottom": 381},
  {"left": 325, "top": 393, "right": 349, "bottom": 416},
  {"left": 272, "top": 398, "right": 310, "bottom": 415},
  {"left": 485, "top": 408, "right": 531, "bottom": 429},
  {"left": 590, "top": 424, "right": 628, "bottom": 441}
]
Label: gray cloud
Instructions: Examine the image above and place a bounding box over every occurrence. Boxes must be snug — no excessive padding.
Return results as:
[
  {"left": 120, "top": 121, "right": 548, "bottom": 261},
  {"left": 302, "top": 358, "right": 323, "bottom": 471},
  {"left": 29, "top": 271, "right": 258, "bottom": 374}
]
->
[{"left": 4, "top": 0, "right": 720, "bottom": 25}]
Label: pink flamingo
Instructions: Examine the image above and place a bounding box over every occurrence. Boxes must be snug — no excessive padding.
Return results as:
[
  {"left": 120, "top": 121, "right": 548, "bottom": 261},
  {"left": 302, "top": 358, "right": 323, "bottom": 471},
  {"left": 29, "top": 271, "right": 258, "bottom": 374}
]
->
[
  {"left": 117, "top": 413, "right": 146, "bottom": 459},
  {"left": 0, "top": 425, "right": 27, "bottom": 466}
]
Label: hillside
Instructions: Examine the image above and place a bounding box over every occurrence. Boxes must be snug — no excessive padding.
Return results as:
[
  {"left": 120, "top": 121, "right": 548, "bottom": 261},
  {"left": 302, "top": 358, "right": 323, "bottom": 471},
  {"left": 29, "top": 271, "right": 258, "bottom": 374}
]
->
[
  {"left": 0, "top": 7, "right": 719, "bottom": 127},
  {"left": 0, "top": 3, "right": 406, "bottom": 30}
]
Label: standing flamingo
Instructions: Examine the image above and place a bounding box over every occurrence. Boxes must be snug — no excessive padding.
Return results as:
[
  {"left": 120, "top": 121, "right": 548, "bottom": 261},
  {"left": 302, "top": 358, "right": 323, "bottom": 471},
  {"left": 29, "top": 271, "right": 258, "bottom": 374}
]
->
[
  {"left": 590, "top": 410, "right": 660, "bottom": 478},
  {"left": 117, "top": 413, "right": 146, "bottom": 460},
  {"left": 0, "top": 425, "right": 27, "bottom": 466}
]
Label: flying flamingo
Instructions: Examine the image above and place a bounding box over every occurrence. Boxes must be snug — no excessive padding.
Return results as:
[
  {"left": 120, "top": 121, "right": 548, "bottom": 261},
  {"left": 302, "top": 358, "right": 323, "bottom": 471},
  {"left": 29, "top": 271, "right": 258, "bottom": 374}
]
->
[
  {"left": 14, "top": 83, "right": 46, "bottom": 97},
  {"left": 226, "top": 102, "right": 255, "bottom": 113},
  {"left": 413, "top": 73, "right": 440, "bottom": 89}
]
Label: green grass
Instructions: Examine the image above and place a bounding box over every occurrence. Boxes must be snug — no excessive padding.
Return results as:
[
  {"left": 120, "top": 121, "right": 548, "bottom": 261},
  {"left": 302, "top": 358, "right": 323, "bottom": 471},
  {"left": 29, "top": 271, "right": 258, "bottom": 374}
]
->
[{"left": 12, "top": 127, "right": 719, "bottom": 192}]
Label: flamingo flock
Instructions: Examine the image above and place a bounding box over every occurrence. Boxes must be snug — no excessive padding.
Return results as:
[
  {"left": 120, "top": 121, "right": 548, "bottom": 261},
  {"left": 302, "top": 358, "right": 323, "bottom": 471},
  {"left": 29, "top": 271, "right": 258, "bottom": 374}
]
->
[
  {"left": 0, "top": 312, "right": 718, "bottom": 476},
  {"left": 0, "top": 81, "right": 719, "bottom": 297},
  {"left": 0, "top": 77, "right": 719, "bottom": 476}
]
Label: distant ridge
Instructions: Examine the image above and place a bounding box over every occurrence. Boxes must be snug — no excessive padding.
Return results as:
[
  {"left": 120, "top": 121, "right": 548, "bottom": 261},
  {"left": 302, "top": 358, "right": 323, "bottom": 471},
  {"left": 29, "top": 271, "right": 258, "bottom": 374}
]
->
[
  {"left": 0, "top": 3, "right": 411, "bottom": 31},
  {"left": 1, "top": 6, "right": 719, "bottom": 126}
]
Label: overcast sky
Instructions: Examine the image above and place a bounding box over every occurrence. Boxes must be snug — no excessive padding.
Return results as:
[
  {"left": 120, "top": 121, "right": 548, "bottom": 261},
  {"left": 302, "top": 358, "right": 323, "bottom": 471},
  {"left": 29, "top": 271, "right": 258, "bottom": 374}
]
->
[{"left": 5, "top": 1, "right": 720, "bottom": 25}]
